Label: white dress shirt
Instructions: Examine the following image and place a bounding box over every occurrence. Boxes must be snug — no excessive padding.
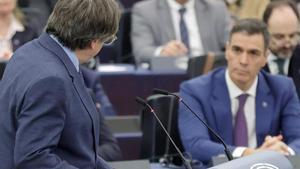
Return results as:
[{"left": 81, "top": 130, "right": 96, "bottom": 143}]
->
[
  {"left": 0, "top": 15, "right": 24, "bottom": 59},
  {"left": 225, "top": 69, "right": 257, "bottom": 157},
  {"left": 155, "top": 0, "right": 204, "bottom": 57},
  {"left": 225, "top": 69, "right": 294, "bottom": 157},
  {"left": 267, "top": 53, "right": 290, "bottom": 75}
]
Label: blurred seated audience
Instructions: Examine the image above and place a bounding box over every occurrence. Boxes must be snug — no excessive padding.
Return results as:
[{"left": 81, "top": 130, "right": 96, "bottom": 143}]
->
[
  {"left": 82, "top": 66, "right": 122, "bottom": 160},
  {"left": 22, "top": 0, "right": 56, "bottom": 34},
  {"left": 0, "top": 0, "right": 38, "bottom": 60},
  {"left": 225, "top": 0, "right": 270, "bottom": 21},
  {"left": 81, "top": 66, "right": 118, "bottom": 116},
  {"left": 179, "top": 19, "right": 300, "bottom": 165},
  {"left": 295, "top": 0, "right": 300, "bottom": 14},
  {"left": 262, "top": 0, "right": 300, "bottom": 98},
  {"left": 131, "top": 0, "right": 231, "bottom": 65}
]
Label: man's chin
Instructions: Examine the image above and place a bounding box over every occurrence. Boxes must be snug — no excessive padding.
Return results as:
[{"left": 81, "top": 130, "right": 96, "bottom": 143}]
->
[
  {"left": 277, "top": 52, "right": 293, "bottom": 59},
  {"left": 278, "top": 55, "right": 292, "bottom": 59}
]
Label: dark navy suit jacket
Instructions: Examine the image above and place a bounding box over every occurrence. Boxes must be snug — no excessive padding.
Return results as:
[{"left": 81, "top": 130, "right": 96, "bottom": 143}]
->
[
  {"left": 0, "top": 33, "right": 111, "bottom": 169},
  {"left": 178, "top": 68, "right": 300, "bottom": 163}
]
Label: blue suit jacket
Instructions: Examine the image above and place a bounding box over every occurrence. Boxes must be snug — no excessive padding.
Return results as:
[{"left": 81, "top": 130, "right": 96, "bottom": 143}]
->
[
  {"left": 0, "top": 33, "right": 111, "bottom": 169},
  {"left": 178, "top": 68, "right": 300, "bottom": 163}
]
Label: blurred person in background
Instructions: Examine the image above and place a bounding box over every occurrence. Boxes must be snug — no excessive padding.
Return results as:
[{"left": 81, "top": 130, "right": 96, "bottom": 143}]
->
[
  {"left": 262, "top": 0, "right": 300, "bottom": 98},
  {"left": 131, "top": 0, "right": 231, "bottom": 65},
  {"left": 0, "top": 0, "right": 38, "bottom": 60},
  {"left": 225, "top": 0, "right": 270, "bottom": 21},
  {"left": 178, "top": 19, "right": 300, "bottom": 165}
]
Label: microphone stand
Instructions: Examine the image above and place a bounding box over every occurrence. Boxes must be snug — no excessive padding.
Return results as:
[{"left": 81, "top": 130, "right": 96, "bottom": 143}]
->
[
  {"left": 152, "top": 88, "right": 234, "bottom": 161},
  {"left": 136, "top": 97, "right": 193, "bottom": 169}
]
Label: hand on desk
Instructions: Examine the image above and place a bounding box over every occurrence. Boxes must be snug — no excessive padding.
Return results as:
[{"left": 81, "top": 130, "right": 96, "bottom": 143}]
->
[
  {"left": 160, "top": 40, "right": 188, "bottom": 57},
  {"left": 242, "top": 135, "right": 290, "bottom": 156}
]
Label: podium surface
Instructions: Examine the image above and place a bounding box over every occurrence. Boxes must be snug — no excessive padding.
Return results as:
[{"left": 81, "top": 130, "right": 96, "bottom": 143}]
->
[{"left": 211, "top": 151, "right": 295, "bottom": 169}]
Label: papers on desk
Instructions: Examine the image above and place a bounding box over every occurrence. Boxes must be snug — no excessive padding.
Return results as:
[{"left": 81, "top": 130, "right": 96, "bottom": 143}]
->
[{"left": 97, "top": 64, "right": 135, "bottom": 72}]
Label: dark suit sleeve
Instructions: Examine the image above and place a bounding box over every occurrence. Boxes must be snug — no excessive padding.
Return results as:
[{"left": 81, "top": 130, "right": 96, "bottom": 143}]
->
[
  {"left": 178, "top": 82, "right": 235, "bottom": 163},
  {"left": 98, "top": 112, "right": 122, "bottom": 161},
  {"left": 14, "top": 76, "right": 78, "bottom": 169},
  {"left": 281, "top": 79, "right": 300, "bottom": 153}
]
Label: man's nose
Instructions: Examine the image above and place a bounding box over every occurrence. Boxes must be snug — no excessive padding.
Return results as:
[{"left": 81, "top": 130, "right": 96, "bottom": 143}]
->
[{"left": 240, "top": 52, "right": 249, "bottom": 65}]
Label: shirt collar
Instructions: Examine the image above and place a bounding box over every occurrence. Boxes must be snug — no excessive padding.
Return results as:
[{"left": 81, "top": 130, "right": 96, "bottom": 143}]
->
[
  {"left": 268, "top": 52, "right": 279, "bottom": 62},
  {"left": 225, "top": 69, "right": 257, "bottom": 99},
  {"left": 166, "top": 0, "right": 195, "bottom": 11},
  {"left": 50, "top": 35, "right": 80, "bottom": 72}
]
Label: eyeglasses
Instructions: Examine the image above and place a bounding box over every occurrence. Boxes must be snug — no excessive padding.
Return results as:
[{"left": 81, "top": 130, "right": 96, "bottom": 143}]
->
[{"left": 103, "top": 35, "right": 118, "bottom": 46}]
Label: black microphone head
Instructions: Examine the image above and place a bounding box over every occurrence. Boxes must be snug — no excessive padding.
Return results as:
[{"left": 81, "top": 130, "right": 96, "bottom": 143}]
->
[
  {"left": 135, "top": 97, "right": 148, "bottom": 107},
  {"left": 152, "top": 88, "right": 170, "bottom": 95}
]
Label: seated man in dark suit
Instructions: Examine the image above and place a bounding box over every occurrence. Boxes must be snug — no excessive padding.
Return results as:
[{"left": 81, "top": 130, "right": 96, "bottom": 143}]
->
[
  {"left": 262, "top": 0, "right": 300, "bottom": 98},
  {"left": 81, "top": 66, "right": 117, "bottom": 116},
  {"left": 178, "top": 19, "right": 300, "bottom": 165},
  {"left": 81, "top": 66, "right": 122, "bottom": 161}
]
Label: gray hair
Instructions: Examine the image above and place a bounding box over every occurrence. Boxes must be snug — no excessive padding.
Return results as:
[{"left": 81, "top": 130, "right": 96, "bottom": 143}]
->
[{"left": 46, "top": 0, "right": 120, "bottom": 50}]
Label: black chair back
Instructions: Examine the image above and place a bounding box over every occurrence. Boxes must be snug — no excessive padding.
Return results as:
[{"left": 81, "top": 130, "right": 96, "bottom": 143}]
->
[
  {"left": 140, "top": 94, "right": 183, "bottom": 163},
  {"left": 187, "top": 53, "right": 227, "bottom": 79},
  {"left": 98, "top": 9, "right": 135, "bottom": 64},
  {"left": 118, "top": 9, "right": 135, "bottom": 64}
]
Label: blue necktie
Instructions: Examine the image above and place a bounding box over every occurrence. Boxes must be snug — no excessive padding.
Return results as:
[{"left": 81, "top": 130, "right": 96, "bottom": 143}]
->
[
  {"left": 234, "top": 94, "right": 249, "bottom": 146},
  {"left": 179, "top": 7, "right": 190, "bottom": 54}
]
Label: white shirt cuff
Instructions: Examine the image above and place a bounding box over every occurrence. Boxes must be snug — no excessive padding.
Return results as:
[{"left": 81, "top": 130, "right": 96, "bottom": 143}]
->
[
  {"left": 232, "top": 147, "right": 247, "bottom": 157},
  {"left": 288, "top": 146, "right": 295, "bottom": 155},
  {"left": 233, "top": 146, "right": 295, "bottom": 157},
  {"left": 154, "top": 46, "right": 164, "bottom": 57}
]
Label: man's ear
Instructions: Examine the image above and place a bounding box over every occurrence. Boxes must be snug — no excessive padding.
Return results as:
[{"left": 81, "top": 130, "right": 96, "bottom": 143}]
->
[{"left": 90, "top": 40, "right": 99, "bottom": 49}]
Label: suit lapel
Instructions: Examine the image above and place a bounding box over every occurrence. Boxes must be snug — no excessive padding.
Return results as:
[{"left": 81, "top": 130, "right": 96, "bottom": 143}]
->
[
  {"left": 255, "top": 72, "right": 273, "bottom": 145},
  {"left": 73, "top": 72, "right": 100, "bottom": 150},
  {"left": 195, "top": 0, "right": 210, "bottom": 52},
  {"left": 211, "top": 69, "right": 234, "bottom": 144},
  {"left": 38, "top": 33, "right": 99, "bottom": 148},
  {"left": 157, "top": 0, "right": 176, "bottom": 41}
]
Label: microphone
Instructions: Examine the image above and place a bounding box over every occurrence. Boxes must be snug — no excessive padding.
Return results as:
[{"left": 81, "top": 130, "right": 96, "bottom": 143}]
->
[
  {"left": 135, "top": 97, "right": 193, "bottom": 169},
  {"left": 152, "top": 88, "right": 234, "bottom": 161}
]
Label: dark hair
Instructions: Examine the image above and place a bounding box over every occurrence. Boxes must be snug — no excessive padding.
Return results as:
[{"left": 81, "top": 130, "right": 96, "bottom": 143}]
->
[
  {"left": 263, "top": 0, "right": 299, "bottom": 24},
  {"left": 46, "top": 0, "right": 120, "bottom": 50},
  {"left": 229, "top": 19, "right": 270, "bottom": 50}
]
